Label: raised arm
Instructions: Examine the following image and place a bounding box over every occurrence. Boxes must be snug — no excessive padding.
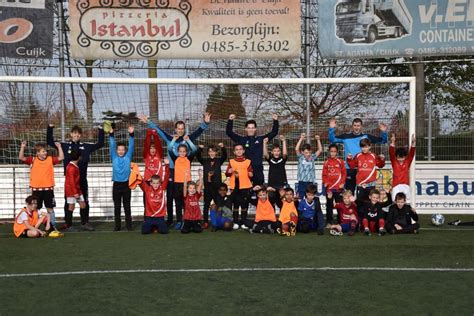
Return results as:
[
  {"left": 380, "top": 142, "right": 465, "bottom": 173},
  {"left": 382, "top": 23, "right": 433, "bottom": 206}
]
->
[
  {"left": 189, "top": 112, "right": 211, "bottom": 142},
  {"left": 19, "top": 141, "right": 27, "bottom": 162},
  {"left": 389, "top": 133, "right": 396, "bottom": 165},
  {"left": 90, "top": 127, "right": 105, "bottom": 152},
  {"left": 138, "top": 114, "right": 172, "bottom": 145},
  {"left": 196, "top": 145, "right": 205, "bottom": 165},
  {"left": 126, "top": 126, "right": 135, "bottom": 160},
  {"left": 55, "top": 142, "right": 64, "bottom": 162},
  {"left": 295, "top": 133, "right": 305, "bottom": 155},
  {"left": 407, "top": 134, "right": 416, "bottom": 165},
  {"left": 314, "top": 135, "right": 322, "bottom": 157},
  {"left": 263, "top": 138, "right": 269, "bottom": 160},
  {"left": 197, "top": 169, "right": 203, "bottom": 193},
  {"left": 328, "top": 119, "right": 344, "bottom": 144},
  {"left": 218, "top": 143, "right": 227, "bottom": 165},
  {"left": 46, "top": 124, "right": 56, "bottom": 148},
  {"left": 109, "top": 130, "right": 117, "bottom": 160},
  {"left": 167, "top": 137, "right": 178, "bottom": 162},
  {"left": 281, "top": 135, "right": 287, "bottom": 159},
  {"left": 226, "top": 114, "right": 243, "bottom": 143},
  {"left": 366, "top": 123, "right": 388, "bottom": 144},
  {"left": 262, "top": 114, "right": 279, "bottom": 141}
]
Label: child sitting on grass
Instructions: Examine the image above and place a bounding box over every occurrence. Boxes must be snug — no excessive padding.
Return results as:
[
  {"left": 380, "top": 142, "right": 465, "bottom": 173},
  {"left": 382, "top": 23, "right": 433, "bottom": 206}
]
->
[
  {"left": 329, "top": 190, "right": 358, "bottom": 236},
  {"left": 13, "top": 195, "right": 49, "bottom": 238},
  {"left": 210, "top": 184, "right": 234, "bottom": 232},
  {"left": 358, "top": 189, "right": 392, "bottom": 236},
  {"left": 386, "top": 192, "right": 419, "bottom": 234},
  {"left": 297, "top": 184, "right": 324, "bottom": 235},
  {"left": 276, "top": 188, "right": 299, "bottom": 236},
  {"left": 248, "top": 185, "right": 279, "bottom": 234},
  {"left": 181, "top": 170, "right": 204, "bottom": 234}
]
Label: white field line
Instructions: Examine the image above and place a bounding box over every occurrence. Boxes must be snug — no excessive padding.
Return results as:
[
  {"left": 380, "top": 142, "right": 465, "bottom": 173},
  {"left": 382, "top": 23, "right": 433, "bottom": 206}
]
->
[
  {"left": 1, "top": 267, "right": 474, "bottom": 278},
  {"left": 0, "top": 227, "right": 473, "bottom": 237}
]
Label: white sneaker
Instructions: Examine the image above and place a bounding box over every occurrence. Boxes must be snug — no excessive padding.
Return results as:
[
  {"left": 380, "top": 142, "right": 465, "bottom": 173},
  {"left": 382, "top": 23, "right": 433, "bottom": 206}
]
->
[
  {"left": 330, "top": 229, "right": 343, "bottom": 236},
  {"left": 233, "top": 223, "right": 240, "bottom": 230},
  {"left": 241, "top": 224, "right": 249, "bottom": 230}
]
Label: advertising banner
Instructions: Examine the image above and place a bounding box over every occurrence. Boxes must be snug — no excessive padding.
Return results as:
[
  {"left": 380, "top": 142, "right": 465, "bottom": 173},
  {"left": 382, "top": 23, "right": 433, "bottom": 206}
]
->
[
  {"left": 318, "top": 0, "right": 474, "bottom": 59},
  {"left": 0, "top": 0, "right": 53, "bottom": 59},
  {"left": 69, "top": 0, "right": 301, "bottom": 60}
]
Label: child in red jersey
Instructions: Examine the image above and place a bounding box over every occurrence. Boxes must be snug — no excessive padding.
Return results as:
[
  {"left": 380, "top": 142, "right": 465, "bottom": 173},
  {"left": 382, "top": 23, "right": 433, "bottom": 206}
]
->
[
  {"left": 389, "top": 134, "right": 416, "bottom": 202},
  {"left": 181, "top": 169, "right": 204, "bottom": 234},
  {"left": 329, "top": 190, "right": 358, "bottom": 236},
  {"left": 139, "top": 159, "right": 170, "bottom": 234},
  {"left": 322, "top": 144, "right": 347, "bottom": 225},
  {"left": 64, "top": 149, "right": 86, "bottom": 230},
  {"left": 143, "top": 128, "right": 165, "bottom": 182},
  {"left": 347, "top": 138, "right": 385, "bottom": 205}
]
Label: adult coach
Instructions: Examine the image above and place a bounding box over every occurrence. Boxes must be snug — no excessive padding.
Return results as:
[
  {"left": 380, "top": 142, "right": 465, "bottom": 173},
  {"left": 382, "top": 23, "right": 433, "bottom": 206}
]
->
[
  {"left": 328, "top": 118, "right": 388, "bottom": 193},
  {"left": 47, "top": 124, "right": 104, "bottom": 231},
  {"left": 226, "top": 114, "right": 279, "bottom": 186},
  {"left": 138, "top": 113, "right": 211, "bottom": 226}
]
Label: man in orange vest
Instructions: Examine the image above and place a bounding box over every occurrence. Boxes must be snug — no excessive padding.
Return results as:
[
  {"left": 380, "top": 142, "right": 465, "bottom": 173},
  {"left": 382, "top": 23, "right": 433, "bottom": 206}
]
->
[{"left": 13, "top": 195, "right": 49, "bottom": 238}]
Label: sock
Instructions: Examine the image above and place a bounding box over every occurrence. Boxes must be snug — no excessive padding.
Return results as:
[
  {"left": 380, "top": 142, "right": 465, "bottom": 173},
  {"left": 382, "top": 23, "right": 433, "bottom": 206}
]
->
[
  {"left": 65, "top": 210, "right": 73, "bottom": 227},
  {"left": 241, "top": 210, "right": 248, "bottom": 225},
  {"left": 80, "top": 207, "right": 87, "bottom": 225},
  {"left": 362, "top": 218, "right": 369, "bottom": 229},
  {"left": 350, "top": 220, "right": 357, "bottom": 231},
  {"left": 50, "top": 211, "right": 56, "bottom": 227},
  {"left": 378, "top": 219, "right": 386, "bottom": 230},
  {"left": 233, "top": 210, "right": 239, "bottom": 224}
]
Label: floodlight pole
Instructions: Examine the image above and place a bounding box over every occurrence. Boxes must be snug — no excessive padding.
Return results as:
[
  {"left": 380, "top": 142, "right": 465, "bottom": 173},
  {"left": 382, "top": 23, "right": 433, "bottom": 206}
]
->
[
  {"left": 304, "top": 0, "right": 311, "bottom": 143},
  {"left": 409, "top": 78, "right": 417, "bottom": 208},
  {"left": 57, "top": 0, "right": 66, "bottom": 141}
]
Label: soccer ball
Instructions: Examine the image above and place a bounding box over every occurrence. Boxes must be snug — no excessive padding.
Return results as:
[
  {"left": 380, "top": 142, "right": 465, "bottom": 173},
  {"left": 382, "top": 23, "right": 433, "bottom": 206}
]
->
[{"left": 431, "top": 214, "right": 445, "bottom": 226}]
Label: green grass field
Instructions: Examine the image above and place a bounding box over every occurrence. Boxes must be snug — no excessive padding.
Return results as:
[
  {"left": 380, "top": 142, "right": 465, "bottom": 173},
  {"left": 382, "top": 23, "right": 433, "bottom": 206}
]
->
[{"left": 1, "top": 215, "right": 473, "bottom": 315}]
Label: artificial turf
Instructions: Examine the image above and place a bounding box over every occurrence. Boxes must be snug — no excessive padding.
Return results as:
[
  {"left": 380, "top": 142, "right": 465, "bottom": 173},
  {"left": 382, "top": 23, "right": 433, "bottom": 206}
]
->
[{"left": 0, "top": 215, "right": 473, "bottom": 315}]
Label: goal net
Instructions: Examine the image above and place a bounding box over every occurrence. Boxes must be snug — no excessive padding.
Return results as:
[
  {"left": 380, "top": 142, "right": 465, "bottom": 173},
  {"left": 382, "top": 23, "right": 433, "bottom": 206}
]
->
[{"left": 0, "top": 76, "right": 415, "bottom": 219}]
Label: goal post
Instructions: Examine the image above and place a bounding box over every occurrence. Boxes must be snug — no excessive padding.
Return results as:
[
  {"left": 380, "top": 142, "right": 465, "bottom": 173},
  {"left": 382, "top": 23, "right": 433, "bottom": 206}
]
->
[{"left": 0, "top": 76, "right": 417, "bottom": 215}]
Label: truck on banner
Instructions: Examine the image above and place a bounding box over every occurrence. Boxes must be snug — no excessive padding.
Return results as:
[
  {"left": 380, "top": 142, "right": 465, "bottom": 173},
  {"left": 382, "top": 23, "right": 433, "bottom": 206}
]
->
[
  {"left": 319, "top": 0, "right": 474, "bottom": 59},
  {"left": 69, "top": 0, "right": 301, "bottom": 60},
  {"left": 0, "top": 0, "right": 53, "bottom": 59}
]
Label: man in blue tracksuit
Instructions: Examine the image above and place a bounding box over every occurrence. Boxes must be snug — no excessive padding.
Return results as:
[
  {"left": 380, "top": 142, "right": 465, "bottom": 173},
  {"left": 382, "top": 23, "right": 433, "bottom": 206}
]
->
[
  {"left": 328, "top": 118, "right": 388, "bottom": 194},
  {"left": 226, "top": 113, "right": 279, "bottom": 186},
  {"left": 47, "top": 124, "right": 104, "bottom": 231},
  {"left": 138, "top": 113, "right": 210, "bottom": 227}
]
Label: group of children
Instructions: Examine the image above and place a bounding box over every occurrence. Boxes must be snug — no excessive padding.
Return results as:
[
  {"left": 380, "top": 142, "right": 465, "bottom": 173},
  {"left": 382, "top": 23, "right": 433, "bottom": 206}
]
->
[{"left": 13, "top": 114, "right": 419, "bottom": 238}]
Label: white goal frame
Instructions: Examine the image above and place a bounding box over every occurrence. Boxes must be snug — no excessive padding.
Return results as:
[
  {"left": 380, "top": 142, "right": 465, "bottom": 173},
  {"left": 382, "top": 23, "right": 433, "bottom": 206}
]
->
[{"left": 0, "top": 76, "right": 417, "bottom": 206}]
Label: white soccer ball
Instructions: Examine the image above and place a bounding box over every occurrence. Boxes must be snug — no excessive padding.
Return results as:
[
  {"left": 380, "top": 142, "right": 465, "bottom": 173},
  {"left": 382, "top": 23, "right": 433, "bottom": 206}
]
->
[{"left": 431, "top": 214, "right": 445, "bottom": 226}]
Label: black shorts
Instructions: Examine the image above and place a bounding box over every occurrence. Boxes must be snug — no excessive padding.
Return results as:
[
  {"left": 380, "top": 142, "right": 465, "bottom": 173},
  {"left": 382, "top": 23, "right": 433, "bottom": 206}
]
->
[
  {"left": 230, "top": 188, "right": 251, "bottom": 210},
  {"left": 32, "top": 190, "right": 56, "bottom": 210}
]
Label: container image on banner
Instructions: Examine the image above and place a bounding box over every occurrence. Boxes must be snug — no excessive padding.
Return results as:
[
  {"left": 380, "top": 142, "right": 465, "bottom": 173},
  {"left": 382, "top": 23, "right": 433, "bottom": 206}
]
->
[
  {"left": 318, "top": 0, "right": 474, "bottom": 59},
  {"left": 0, "top": 0, "right": 53, "bottom": 59},
  {"left": 69, "top": 0, "right": 301, "bottom": 60}
]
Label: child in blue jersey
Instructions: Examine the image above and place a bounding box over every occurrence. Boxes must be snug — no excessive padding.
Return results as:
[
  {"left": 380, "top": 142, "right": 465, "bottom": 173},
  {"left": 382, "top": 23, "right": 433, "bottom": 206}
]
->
[
  {"left": 295, "top": 133, "right": 322, "bottom": 199},
  {"left": 328, "top": 118, "right": 388, "bottom": 193},
  {"left": 109, "top": 126, "right": 135, "bottom": 231},
  {"left": 297, "top": 184, "right": 325, "bottom": 235},
  {"left": 138, "top": 113, "right": 210, "bottom": 225}
]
